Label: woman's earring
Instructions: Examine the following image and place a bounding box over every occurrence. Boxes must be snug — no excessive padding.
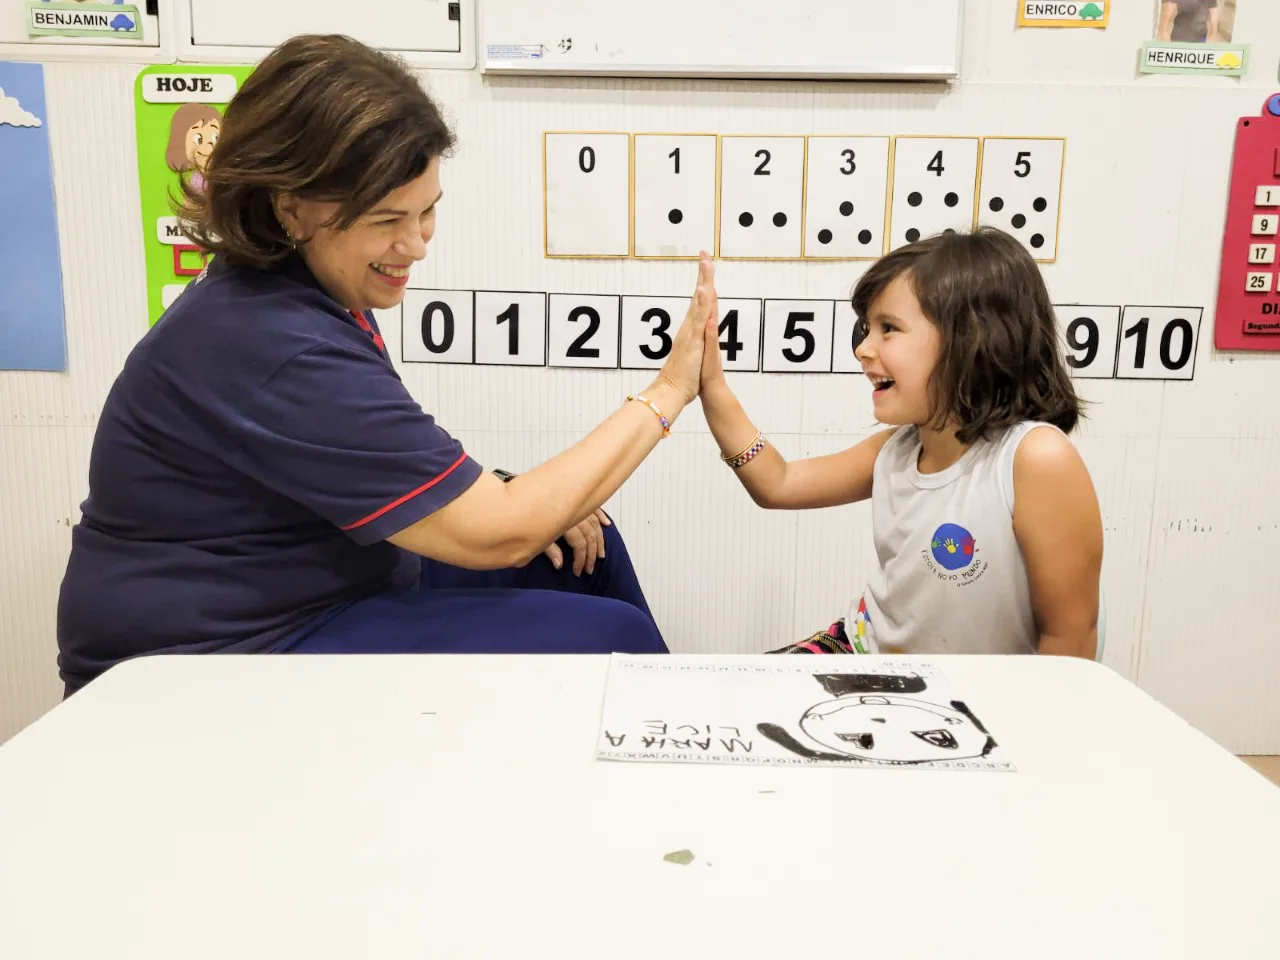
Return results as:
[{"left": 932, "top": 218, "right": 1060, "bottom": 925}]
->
[{"left": 279, "top": 221, "right": 297, "bottom": 250}]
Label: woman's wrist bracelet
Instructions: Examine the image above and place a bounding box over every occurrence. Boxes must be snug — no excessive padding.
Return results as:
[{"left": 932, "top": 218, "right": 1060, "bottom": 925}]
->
[{"left": 627, "top": 394, "right": 671, "bottom": 438}]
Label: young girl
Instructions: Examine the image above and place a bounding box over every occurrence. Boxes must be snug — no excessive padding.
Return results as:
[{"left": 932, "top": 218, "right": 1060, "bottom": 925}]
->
[{"left": 701, "top": 227, "right": 1103, "bottom": 658}]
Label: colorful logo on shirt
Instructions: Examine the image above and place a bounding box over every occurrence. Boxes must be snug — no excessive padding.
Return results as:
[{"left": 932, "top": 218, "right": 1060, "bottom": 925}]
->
[{"left": 930, "top": 523, "right": 977, "bottom": 571}]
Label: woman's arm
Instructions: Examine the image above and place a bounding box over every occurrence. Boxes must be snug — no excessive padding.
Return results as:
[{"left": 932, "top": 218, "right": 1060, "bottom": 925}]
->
[
  {"left": 389, "top": 378, "right": 689, "bottom": 568},
  {"left": 389, "top": 256, "right": 716, "bottom": 569},
  {"left": 1011, "top": 427, "right": 1103, "bottom": 659}
]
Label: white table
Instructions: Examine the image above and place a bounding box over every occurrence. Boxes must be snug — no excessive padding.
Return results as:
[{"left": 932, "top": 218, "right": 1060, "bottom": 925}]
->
[{"left": 1, "top": 654, "right": 1278, "bottom": 959}]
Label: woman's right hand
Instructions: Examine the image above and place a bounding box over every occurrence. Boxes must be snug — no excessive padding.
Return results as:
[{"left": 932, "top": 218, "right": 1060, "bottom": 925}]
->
[{"left": 655, "top": 251, "right": 717, "bottom": 404}]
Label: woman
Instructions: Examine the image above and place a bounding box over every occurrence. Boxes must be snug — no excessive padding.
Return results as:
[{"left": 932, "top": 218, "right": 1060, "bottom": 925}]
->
[{"left": 56, "top": 34, "right": 715, "bottom": 695}]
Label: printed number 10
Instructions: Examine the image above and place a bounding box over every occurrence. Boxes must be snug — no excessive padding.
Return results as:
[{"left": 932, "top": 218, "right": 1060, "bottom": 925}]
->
[{"left": 1123, "top": 317, "right": 1193, "bottom": 371}]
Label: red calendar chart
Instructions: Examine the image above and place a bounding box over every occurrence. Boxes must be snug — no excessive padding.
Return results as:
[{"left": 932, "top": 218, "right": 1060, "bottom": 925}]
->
[{"left": 1215, "top": 94, "right": 1280, "bottom": 351}]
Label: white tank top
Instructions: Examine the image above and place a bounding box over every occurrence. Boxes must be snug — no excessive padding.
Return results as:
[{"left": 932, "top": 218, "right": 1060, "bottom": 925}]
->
[{"left": 849, "top": 421, "right": 1057, "bottom": 656}]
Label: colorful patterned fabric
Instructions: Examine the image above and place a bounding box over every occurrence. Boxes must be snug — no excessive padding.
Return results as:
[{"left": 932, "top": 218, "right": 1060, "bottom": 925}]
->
[{"left": 768, "top": 599, "right": 874, "bottom": 655}]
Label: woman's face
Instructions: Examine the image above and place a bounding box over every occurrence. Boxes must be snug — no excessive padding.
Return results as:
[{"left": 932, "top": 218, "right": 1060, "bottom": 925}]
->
[
  {"left": 184, "top": 118, "right": 219, "bottom": 172},
  {"left": 276, "top": 156, "right": 442, "bottom": 313}
]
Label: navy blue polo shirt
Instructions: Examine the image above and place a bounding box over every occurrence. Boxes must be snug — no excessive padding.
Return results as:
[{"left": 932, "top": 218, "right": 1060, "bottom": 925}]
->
[{"left": 56, "top": 254, "right": 483, "bottom": 691}]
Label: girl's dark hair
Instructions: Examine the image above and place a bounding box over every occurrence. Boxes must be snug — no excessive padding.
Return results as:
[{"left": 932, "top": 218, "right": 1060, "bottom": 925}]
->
[
  {"left": 175, "top": 34, "right": 456, "bottom": 269},
  {"left": 852, "top": 226, "right": 1083, "bottom": 443}
]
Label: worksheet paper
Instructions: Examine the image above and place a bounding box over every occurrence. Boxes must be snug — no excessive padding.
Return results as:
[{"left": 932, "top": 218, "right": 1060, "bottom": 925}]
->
[{"left": 595, "top": 656, "right": 1015, "bottom": 771}]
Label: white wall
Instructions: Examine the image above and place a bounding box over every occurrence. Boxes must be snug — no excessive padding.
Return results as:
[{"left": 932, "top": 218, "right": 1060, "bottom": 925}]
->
[{"left": 4, "top": 2, "right": 1280, "bottom": 751}]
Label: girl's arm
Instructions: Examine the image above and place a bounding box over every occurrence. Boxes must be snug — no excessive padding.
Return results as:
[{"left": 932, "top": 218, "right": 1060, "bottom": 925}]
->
[
  {"left": 698, "top": 377, "right": 895, "bottom": 510},
  {"left": 1012, "top": 427, "right": 1104, "bottom": 659}
]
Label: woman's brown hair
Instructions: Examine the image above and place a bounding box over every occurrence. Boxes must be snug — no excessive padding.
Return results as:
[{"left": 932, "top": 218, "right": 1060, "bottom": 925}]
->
[
  {"left": 851, "top": 227, "right": 1083, "bottom": 444},
  {"left": 176, "top": 34, "right": 456, "bottom": 269}
]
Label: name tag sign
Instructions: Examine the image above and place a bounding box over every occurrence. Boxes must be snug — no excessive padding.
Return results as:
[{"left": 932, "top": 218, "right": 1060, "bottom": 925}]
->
[
  {"left": 26, "top": 1, "right": 141, "bottom": 38},
  {"left": 1140, "top": 42, "right": 1249, "bottom": 76},
  {"left": 141, "top": 74, "right": 239, "bottom": 104},
  {"left": 1017, "top": 1, "right": 1109, "bottom": 29}
]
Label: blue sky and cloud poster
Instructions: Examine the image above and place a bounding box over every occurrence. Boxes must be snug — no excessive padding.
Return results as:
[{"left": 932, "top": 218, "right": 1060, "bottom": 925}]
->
[{"left": 0, "top": 61, "right": 67, "bottom": 372}]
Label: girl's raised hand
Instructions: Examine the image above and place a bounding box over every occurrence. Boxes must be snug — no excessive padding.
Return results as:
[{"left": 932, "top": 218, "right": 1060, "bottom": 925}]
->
[{"left": 655, "top": 251, "right": 717, "bottom": 403}]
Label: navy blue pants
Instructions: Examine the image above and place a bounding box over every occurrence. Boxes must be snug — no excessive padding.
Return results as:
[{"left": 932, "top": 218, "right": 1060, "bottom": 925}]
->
[{"left": 285, "top": 522, "right": 668, "bottom": 655}]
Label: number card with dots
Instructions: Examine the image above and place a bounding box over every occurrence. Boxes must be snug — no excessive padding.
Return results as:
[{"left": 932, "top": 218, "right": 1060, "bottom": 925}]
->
[
  {"left": 632, "top": 134, "right": 718, "bottom": 259},
  {"left": 718, "top": 136, "right": 806, "bottom": 260},
  {"left": 977, "top": 137, "right": 1066, "bottom": 262},
  {"left": 888, "top": 137, "right": 980, "bottom": 252},
  {"left": 802, "top": 136, "right": 891, "bottom": 259},
  {"left": 543, "top": 132, "right": 631, "bottom": 258},
  {"left": 1215, "top": 94, "right": 1280, "bottom": 351}
]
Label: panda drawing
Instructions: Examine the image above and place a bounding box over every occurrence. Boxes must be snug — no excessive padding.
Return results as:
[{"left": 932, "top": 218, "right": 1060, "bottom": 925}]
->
[{"left": 757, "top": 673, "right": 998, "bottom": 765}]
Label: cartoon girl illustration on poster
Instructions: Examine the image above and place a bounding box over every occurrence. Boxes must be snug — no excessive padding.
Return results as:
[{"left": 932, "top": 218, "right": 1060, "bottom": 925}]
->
[{"left": 164, "top": 102, "right": 222, "bottom": 192}]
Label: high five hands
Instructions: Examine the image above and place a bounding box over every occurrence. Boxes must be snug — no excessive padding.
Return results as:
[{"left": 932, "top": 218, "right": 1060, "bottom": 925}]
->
[
  {"left": 547, "top": 251, "right": 725, "bottom": 577},
  {"left": 655, "top": 250, "right": 726, "bottom": 404}
]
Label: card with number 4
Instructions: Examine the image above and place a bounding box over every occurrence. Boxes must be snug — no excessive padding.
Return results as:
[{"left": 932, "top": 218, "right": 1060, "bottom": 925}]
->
[
  {"left": 888, "top": 137, "right": 979, "bottom": 251},
  {"left": 716, "top": 299, "right": 764, "bottom": 372}
]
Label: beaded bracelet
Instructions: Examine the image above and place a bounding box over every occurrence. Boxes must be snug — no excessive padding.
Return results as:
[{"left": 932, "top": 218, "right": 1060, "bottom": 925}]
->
[
  {"left": 627, "top": 394, "right": 671, "bottom": 438},
  {"left": 723, "top": 432, "right": 767, "bottom": 469}
]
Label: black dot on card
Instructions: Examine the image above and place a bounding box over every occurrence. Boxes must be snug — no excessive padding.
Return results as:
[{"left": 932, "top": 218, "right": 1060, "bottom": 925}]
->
[
  {"left": 1033, "top": 197, "right": 1048, "bottom": 213},
  {"left": 906, "top": 228, "right": 921, "bottom": 243},
  {"left": 989, "top": 197, "right": 1005, "bottom": 212},
  {"left": 818, "top": 229, "right": 833, "bottom": 245},
  {"left": 908, "top": 192, "right": 923, "bottom": 207},
  {"left": 1011, "top": 213, "right": 1027, "bottom": 229},
  {"left": 1030, "top": 234, "right": 1045, "bottom": 249},
  {"left": 668, "top": 208, "right": 683, "bottom": 224},
  {"left": 739, "top": 212, "right": 754, "bottom": 227},
  {"left": 944, "top": 192, "right": 959, "bottom": 208},
  {"left": 839, "top": 201, "right": 854, "bottom": 217},
  {"left": 859, "top": 229, "right": 873, "bottom": 244},
  {"left": 773, "top": 212, "right": 788, "bottom": 227}
]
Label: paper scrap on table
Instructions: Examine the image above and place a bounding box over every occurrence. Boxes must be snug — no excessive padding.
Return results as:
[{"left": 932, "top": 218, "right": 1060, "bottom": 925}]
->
[{"left": 595, "top": 656, "right": 1014, "bottom": 771}]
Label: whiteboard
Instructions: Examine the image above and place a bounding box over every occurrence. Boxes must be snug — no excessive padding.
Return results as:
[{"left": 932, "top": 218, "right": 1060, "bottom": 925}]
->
[
  {"left": 481, "top": 0, "right": 964, "bottom": 80},
  {"left": 187, "top": 0, "right": 460, "bottom": 53}
]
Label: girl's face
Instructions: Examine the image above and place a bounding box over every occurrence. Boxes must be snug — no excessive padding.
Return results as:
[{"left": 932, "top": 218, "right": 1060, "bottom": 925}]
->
[
  {"left": 854, "top": 273, "right": 942, "bottom": 427},
  {"left": 274, "top": 156, "right": 442, "bottom": 313},
  {"left": 184, "top": 118, "right": 219, "bottom": 171}
]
